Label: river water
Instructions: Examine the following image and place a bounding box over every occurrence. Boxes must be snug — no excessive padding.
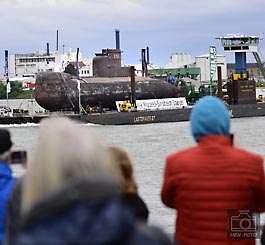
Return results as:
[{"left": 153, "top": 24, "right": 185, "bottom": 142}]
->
[{"left": 1, "top": 99, "right": 265, "bottom": 243}]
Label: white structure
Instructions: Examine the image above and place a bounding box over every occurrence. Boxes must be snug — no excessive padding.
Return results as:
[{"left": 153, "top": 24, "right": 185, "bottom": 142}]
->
[
  {"left": 217, "top": 34, "right": 260, "bottom": 53},
  {"left": 194, "top": 54, "right": 227, "bottom": 82},
  {"left": 9, "top": 49, "right": 92, "bottom": 78},
  {"left": 165, "top": 53, "right": 194, "bottom": 68},
  {"left": 132, "top": 63, "right": 161, "bottom": 76}
]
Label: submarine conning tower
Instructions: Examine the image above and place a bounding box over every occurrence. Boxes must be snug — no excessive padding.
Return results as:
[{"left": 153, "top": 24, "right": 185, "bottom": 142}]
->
[
  {"left": 216, "top": 34, "right": 262, "bottom": 104},
  {"left": 93, "top": 49, "right": 130, "bottom": 77}
]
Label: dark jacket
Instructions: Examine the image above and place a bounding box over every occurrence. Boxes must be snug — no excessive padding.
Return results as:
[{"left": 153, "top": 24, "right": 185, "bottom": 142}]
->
[
  {"left": 261, "top": 228, "right": 265, "bottom": 245},
  {"left": 3, "top": 175, "right": 24, "bottom": 245},
  {"left": 0, "top": 162, "right": 15, "bottom": 244},
  {"left": 16, "top": 175, "right": 171, "bottom": 245},
  {"left": 122, "top": 193, "right": 149, "bottom": 222}
]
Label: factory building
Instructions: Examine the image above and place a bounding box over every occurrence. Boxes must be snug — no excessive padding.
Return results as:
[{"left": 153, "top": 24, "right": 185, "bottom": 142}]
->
[{"left": 8, "top": 48, "right": 92, "bottom": 78}]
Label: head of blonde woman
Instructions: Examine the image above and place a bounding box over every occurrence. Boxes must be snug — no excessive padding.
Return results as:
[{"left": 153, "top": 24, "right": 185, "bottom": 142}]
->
[
  {"left": 108, "top": 146, "right": 137, "bottom": 193},
  {"left": 22, "top": 117, "right": 120, "bottom": 212}
]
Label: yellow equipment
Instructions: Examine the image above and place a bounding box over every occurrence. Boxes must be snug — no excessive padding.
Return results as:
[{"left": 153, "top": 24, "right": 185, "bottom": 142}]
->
[
  {"left": 233, "top": 73, "right": 248, "bottom": 81},
  {"left": 119, "top": 101, "right": 132, "bottom": 112}
]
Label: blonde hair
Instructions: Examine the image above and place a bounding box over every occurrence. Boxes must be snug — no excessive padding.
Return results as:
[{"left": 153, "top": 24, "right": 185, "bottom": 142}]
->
[
  {"left": 108, "top": 146, "right": 137, "bottom": 193},
  {"left": 22, "top": 117, "right": 120, "bottom": 213}
]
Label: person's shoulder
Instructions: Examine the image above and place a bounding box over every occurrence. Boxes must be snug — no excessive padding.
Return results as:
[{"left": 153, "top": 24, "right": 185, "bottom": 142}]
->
[
  {"left": 123, "top": 193, "right": 140, "bottom": 202},
  {"left": 166, "top": 146, "right": 196, "bottom": 162},
  {"left": 123, "top": 193, "right": 148, "bottom": 209},
  {"left": 231, "top": 147, "right": 264, "bottom": 170},
  {"left": 233, "top": 147, "right": 263, "bottom": 162}
]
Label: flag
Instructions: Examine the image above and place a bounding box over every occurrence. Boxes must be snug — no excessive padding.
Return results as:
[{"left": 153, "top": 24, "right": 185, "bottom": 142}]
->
[
  {"left": 5, "top": 50, "right": 11, "bottom": 93},
  {"left": 6, "top": 80, "right": 11, "bottom": 93},
  {"left": 4, "top": 50, "right": 8, "bottom": 78}
]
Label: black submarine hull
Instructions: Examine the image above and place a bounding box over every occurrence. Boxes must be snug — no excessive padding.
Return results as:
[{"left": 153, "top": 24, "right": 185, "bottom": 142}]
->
[{"left": 35, "top": 72, "right": 180, "bottom": 112}]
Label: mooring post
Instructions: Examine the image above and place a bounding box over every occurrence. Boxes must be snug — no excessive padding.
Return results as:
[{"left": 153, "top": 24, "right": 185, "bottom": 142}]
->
[
  {"left": 130, "top": 66, "right": 136, "bottom": 106},
  {"left": 217, "top": 66, "right": 223, "bottom": 99}
]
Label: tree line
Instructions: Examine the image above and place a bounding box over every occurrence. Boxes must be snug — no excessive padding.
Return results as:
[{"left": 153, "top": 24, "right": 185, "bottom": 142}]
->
[{"left": 0, "top": 81, "right": 34, "bottom": 100}]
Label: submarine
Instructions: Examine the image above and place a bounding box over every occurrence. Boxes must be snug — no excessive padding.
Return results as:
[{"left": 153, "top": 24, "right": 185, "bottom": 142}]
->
[{"left": 35, "top": 48, "right": 180, "bottom": 112}]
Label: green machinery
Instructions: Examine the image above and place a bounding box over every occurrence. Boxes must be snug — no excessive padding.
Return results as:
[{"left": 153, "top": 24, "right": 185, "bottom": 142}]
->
[
  {"left": 174, "top": 80, "right": 219, "bottom": 105},
  {"left": 147, "top": 67, "right": 219, "bottom": 104}
]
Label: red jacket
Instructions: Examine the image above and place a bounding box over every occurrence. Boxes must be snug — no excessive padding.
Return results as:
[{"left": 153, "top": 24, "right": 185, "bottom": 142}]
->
[{"left": 161, "top": 135, "right": 265, "bottom": 245}]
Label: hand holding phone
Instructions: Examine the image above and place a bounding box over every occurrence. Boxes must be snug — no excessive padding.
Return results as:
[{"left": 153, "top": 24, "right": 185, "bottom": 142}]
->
[{"left": 9, "top": 150, "right": 27, "bottom": 164}]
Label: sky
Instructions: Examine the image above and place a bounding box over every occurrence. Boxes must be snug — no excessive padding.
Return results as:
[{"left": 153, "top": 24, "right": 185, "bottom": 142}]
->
[{"left": 1, "top": 0, "right": 265, "bottom": 75}]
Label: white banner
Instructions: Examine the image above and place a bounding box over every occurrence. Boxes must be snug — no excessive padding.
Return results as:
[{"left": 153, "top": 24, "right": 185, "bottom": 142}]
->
[
  {"left": 209, "top": 46, "right": 217, "bottom": 83},
  {"left": 116, "top": 97, "right": 188, "bottom": 112}
]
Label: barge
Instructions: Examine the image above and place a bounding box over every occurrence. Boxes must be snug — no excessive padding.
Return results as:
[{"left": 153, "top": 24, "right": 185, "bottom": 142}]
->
[
  {"left": 79, "top": 102, "right": 265, "bottom": 125},
  {"left": 1, "top": 101, "right": 265, "bottom": 126}
]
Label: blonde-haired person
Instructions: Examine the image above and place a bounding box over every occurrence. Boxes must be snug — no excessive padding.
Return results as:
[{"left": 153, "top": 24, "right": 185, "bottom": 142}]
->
[
  {"left": 108, "top": 146, "right": 149, "bottom": 222},
  {"left": 15, "top": 117, "right": 170, "bottom": 245}
]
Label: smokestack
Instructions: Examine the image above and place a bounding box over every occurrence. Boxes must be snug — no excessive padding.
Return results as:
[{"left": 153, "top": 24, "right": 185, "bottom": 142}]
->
[
  {"left": 56, "top": 30, "right": 59, "bottom": 51},
  {"left": 141, "top": 49, "right": 147, "bottom": 77},
  {"left": 47, "top": 42, "right": 50, "bottom": 56},
  {"left": 115, "top": 29, "right": 120, "bottom": 50},
  {"left": 146, "top": 46, "right": 150, "bottom": 64}
]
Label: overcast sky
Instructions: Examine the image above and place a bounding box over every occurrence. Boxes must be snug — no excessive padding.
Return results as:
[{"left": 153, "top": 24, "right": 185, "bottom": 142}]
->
[{"left": 1, "top": 0, "right": 265, "bottom": 75}]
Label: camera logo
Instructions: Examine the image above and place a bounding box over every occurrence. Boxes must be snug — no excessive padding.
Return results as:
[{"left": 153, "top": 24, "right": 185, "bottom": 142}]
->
[{"left": 227, "top": 210, "right": 260, "bottom": 239}]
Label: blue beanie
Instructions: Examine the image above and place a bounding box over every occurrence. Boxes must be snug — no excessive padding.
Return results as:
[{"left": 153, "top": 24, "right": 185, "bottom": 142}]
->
[{"left": 190, "top": 96, "right": 230, "bottom": 142}]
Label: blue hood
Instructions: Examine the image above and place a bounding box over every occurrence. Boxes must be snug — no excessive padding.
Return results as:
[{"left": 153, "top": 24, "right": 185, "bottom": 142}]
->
[{"left": 190, "top": 96, "right": 230, "bottom": 142}]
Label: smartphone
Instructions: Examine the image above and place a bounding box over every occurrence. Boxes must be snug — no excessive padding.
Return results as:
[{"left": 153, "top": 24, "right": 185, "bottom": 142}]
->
[{"left": 10, "top": 150, "right": 27, "bottom": 164}]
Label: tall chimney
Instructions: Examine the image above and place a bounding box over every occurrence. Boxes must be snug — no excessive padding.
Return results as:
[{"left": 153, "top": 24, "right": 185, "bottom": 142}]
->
[
  {"left": 56, "top": 30, "right": 59, "bottom": 51},
  {"left": 115, "top": 29, "right": 120, "bottom": 50},
  {"left": 141, "top": 49, "right": 147, "bottom": 77},
  {"left": 47, "top": 42, "right": 50, "bottom": 56}
]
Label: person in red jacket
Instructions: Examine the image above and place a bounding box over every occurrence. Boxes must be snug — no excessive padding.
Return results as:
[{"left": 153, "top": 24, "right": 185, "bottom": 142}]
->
[{"left": 161, "top": 96, "right": 265, "bottom": 245}]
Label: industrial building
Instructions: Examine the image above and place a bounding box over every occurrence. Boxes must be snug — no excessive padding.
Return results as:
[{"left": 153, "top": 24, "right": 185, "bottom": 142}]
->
[{"left": 8, "top": 48, "right": 92, "bottom": 78}]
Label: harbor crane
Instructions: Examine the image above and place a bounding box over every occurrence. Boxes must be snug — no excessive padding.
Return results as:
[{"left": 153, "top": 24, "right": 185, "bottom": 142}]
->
[{"left": 216, "top": 34, "right": 265, "bottom": 80}]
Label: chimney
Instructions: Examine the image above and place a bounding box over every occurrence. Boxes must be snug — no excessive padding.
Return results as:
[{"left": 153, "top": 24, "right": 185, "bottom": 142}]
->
[
  {"left": 56, "top": 30, "right": 59, "bottom": 51},
  {"left": 47, "top": 42, "right": 50, "bottom": 56},
  {"left": 115, "top": 29, "right": 120, "bottom": 50}
]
